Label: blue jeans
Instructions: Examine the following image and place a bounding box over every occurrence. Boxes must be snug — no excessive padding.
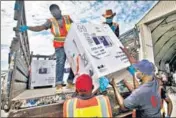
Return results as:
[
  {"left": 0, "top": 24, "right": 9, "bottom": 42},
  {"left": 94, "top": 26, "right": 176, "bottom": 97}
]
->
[{"left": 55, "top": 47, "right": 74, "bottom": 85}]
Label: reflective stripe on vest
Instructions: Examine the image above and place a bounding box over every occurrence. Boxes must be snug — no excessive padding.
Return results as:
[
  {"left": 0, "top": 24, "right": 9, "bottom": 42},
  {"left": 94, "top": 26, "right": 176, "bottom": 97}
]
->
[
  {"left": 63, "top": 15, "right": 71, "bottom": 30},
  {"left": 49, "top": 15, "right": 71, "bottom": 48},
  {"left": 54, "top": 37, "right": 65, "bottom": 42},
  {"left": 64, "top": 95, "right": 112, "bottom": 117},
  {"left": 67, "top": 98, "right": 76, "bottom": 117},
  {"left": 97, "top": 95, "right": 110, "bottom": 117}
]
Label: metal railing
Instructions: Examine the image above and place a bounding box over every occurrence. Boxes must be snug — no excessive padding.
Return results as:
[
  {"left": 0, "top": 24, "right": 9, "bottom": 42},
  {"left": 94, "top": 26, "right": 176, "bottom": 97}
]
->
[{"left": 2, "top": 0, "right": 31, "bottom": 111}]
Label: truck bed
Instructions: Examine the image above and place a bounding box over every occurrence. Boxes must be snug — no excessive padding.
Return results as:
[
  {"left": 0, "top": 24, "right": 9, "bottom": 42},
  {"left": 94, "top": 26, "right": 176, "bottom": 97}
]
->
[
  {"left": 12, "top": 87, "right": 74, "bottom": 101},
  {"left": 9, "top": 87, "right": 132, "bottom": 117}
]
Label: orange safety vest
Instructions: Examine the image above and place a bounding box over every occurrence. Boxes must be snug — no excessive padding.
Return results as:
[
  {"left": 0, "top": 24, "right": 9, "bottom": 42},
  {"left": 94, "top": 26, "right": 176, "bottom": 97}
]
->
[
  {"left": 63, "top": 95, "right": 112, "bottom": 117},
  {"left": 49, "top": 15, "right": 71, "bottom": 48}
]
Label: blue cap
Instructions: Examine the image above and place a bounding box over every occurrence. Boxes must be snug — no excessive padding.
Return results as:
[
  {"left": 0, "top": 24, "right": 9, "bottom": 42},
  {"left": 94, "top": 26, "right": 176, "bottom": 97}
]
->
[{"left": 133, "top": 59, "right": 154, "bottom": 75}]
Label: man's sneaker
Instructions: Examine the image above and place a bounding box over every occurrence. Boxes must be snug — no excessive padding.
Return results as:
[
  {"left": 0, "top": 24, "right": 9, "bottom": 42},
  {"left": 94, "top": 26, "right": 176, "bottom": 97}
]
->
[
  {"left": 67, "top": 83, "right": 75, "bottom": 89},
  {"left": 56, "top": 84, "right": 63, "bottom": 93}
]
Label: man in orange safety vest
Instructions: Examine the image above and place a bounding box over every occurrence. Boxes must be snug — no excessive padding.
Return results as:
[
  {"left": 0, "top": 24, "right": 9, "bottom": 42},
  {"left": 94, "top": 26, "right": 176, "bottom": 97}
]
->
[
  {"left": 19, "top": 4, "right": 74, "bottom": 92},
  {"left": 63, "top": 74, "right": 112, "bottom": 117}
]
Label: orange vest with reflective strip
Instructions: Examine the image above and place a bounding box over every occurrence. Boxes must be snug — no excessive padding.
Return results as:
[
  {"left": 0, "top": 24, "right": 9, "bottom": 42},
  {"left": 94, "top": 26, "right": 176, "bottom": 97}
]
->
[
  {"left": 63, "top": 95, "right": 112, "bottom": 117},
  {"left": 49, "top": 15, "right": 71, "bottom": 48}
]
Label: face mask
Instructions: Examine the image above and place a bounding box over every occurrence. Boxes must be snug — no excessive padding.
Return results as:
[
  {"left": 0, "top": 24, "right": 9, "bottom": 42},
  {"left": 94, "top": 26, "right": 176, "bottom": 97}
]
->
[
  {"left": 135, "top": 72, "right": 143, "bottom": 82},
  {"left": 51, "top": 8, "right": 62, "bottom": 19},
  {"left": 106, "top": 18, "right": 113, "bottom": 23}
]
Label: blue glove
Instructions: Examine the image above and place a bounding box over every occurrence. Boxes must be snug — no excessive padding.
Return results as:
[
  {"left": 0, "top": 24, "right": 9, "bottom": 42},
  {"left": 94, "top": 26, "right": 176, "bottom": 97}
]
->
[
  {"left": 19, "top": 25, "right": 29, "bottom": 32},
  {"left": 99, "top": 76, "right": 109, "bottom": 92},
  {"left": 127, "top": 65, "right": 136, "bottom": 76}
]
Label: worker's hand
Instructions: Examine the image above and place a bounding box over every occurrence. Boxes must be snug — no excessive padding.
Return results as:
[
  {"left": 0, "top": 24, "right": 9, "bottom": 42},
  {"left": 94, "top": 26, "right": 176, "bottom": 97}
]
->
[
  {"left": 109, "top": 78, "right": 116, "bottom": 86},
  {"left": 120, "top": 47, "right": 138, "bottom": 64},
  {"left": 19, "top": 25, "right": 29, "bottom": 32},
  {"left": 127, "top": 65, "right": 137, "bottom": 76},
  {"left": 99, "top": 76, "right": 109, "bottom": 92}
]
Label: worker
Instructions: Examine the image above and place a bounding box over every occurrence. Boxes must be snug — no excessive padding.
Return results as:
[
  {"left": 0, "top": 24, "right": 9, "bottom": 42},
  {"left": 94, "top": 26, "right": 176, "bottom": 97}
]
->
[
  {"left": 102, "top": 9, "right": 119, "bottom": 38},
  {"left": 123, "top": 70, "right": 173, "bottom": 118},
  {"left": 63, "top": 74, "right": 112, "bottom": 117},
  {"left": 110, "top": 47, "right": 162, "bottom": 118},
  {"left": 19, "top": 4, "right": 74, "bottom": 92},
  {"left": 157, "top": 77, "right": 173, "bottom": 118}
]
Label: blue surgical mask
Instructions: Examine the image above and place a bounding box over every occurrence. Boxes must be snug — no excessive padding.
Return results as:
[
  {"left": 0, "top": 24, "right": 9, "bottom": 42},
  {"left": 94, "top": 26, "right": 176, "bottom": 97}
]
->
[{"left": 106, "top": 18, "right": 113, "bottom": 23}]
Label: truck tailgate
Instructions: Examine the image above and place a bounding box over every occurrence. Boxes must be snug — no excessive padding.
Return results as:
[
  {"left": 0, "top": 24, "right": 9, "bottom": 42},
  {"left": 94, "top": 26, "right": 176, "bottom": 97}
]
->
[
  {"left": 11, "top": 87, "right": 75, "bottom": 110},
  {"left": 9, "top": 102, "right": 63, "bottom": 117},
  {"left": 12, "top": 87, "right": 74, "bottom": 101}
]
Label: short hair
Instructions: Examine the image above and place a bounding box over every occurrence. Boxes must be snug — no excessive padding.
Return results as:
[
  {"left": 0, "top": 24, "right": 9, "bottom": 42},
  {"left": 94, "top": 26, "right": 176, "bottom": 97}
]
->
[{"left": 49, "top": 4, "right": 60, "bottom": 11}]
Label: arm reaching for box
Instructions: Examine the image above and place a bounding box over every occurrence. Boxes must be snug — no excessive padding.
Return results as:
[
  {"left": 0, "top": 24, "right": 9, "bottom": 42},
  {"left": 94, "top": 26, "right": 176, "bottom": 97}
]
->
[
  {"left": 110, "top": 78, "right": 127, "bottom": 110},
  {"left": 120, "top": 47, "right": 138, "bottom": 64},
  {"left": 120, "top": 47, "right": 139, "bottom": 89},
  {"left": 110, "top": 78, "right": 140, "bottom": 111}
]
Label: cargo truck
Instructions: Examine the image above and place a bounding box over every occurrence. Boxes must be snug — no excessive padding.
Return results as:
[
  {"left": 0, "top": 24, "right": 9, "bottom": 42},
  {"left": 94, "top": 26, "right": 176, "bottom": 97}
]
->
[{"left": 2, "top": 0, "right": 176, "bottom": 117}]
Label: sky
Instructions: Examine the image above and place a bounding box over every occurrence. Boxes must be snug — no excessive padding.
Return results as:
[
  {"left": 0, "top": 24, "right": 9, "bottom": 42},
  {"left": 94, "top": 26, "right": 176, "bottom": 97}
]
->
[{"left": 1, "top": 0, "right": 158, "bottom": 70}]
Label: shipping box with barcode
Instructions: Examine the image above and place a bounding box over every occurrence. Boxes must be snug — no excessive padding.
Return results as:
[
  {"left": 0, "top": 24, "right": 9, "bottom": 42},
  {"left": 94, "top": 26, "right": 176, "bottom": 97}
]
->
[{"left": 64, "top": 23, "right": 131, "bottom": 90}]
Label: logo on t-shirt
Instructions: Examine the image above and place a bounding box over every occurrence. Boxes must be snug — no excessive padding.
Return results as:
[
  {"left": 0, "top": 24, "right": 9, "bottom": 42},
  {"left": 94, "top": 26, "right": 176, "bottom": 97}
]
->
[{"left": 150, "top": 95, "right": 158, "bottom": 108}]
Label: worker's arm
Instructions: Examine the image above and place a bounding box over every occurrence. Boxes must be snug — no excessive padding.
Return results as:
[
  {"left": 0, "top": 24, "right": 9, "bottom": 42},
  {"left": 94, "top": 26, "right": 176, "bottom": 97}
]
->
[
  {"left": 161, "top": 88, "right": 173, "bottom": 117},
  {"left": 120, "top": 47, "right": 139, "bottom": 90},
  {"left": 111, "top": 79, "right": 127, "bottom": 110},
  {"left": 120, "top": 47, "right": 138, "bottom": 64},
  {"left": 123, "top": 79, "right": 134, "bottom": 92},
  {"left": 110, "top": 78, "right": 140, "bottom": 111},
  {"left": 28, "top": 26, "right": 46, "bottom": 32},
  {"left": 132, "top": 77, "right": 139, "bottom": 89},
  {"left": 19, "top": 19, "right": 51, "bottom": 32},
  {"left": 165, "top": 97, "right": 173, "bottom": 117}
]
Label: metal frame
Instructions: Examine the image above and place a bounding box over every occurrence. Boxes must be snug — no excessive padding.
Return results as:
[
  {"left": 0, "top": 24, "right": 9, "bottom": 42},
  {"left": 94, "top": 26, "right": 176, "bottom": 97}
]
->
[{"left": 2, "top": 0, "right": 31, "bottom": 111}]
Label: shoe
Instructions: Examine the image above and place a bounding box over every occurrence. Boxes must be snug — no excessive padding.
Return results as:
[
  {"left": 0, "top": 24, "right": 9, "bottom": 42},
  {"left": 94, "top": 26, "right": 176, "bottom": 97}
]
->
[
  {"left": 56, "top": 85, "right": 63, "bottom": 94},
  {"left": 67, "top": 83, "right": 75, "bottom": 89}
]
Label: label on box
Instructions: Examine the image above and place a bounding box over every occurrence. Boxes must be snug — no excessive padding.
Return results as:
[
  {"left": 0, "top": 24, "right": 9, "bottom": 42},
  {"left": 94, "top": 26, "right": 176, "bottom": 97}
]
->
[{"left": 88, "top": 43, "right": 109, "bottom": 59}]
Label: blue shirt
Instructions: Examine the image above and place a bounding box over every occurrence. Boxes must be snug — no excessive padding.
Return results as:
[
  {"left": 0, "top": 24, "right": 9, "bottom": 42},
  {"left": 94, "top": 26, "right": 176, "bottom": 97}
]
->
[{"left": 124, "top": 79, "right": 161, "bottom": 118}]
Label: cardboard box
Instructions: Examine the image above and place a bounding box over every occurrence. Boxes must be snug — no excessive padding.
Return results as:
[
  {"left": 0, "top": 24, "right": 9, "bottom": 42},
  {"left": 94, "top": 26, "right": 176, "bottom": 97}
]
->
[
  {"left": 64, "top": 23, "right": 131, "bottom": 89},
  {"left": 30, "top": 60, "right": 56, "bottom": 89}
]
